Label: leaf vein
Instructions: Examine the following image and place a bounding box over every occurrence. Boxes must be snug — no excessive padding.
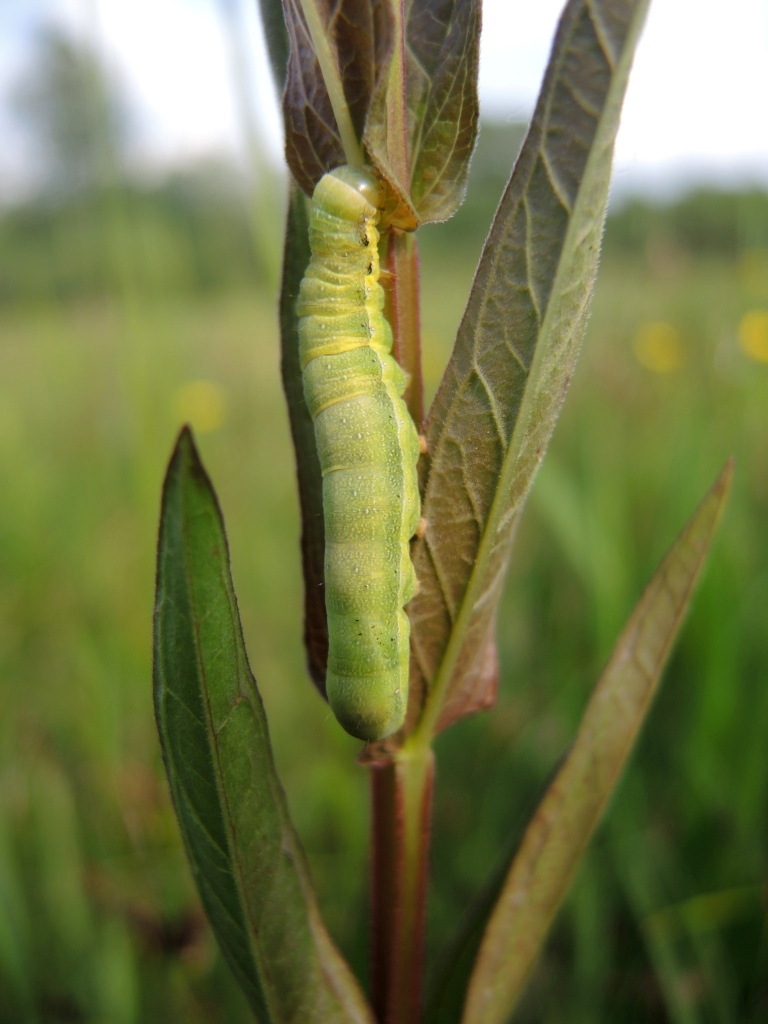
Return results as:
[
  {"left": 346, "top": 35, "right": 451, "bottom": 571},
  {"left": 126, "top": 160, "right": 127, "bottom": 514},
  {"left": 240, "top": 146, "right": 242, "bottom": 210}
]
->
[
  {"left": 503, "top": 336, "right": 531, "bottom": 375},
  {"left": 584, "top": 0, "right": 619, "bottom": 70},
  {"left": 174, "top": 781, "right": 230, "bottom": 860},
  {"left": 474, "top": 364, "right": 508, "bottom": 447},
  {"left": 561, "top": 73, "right": 601, "bottom": 120},
  {"left": 521, "top": 194, "right": 543, "bottom": 322},
  {"left": 424, "top": 533, "right": 460, "bottom": 622},
  {"left": 540, "top": 147, "right": 573, "bottom": 214}
]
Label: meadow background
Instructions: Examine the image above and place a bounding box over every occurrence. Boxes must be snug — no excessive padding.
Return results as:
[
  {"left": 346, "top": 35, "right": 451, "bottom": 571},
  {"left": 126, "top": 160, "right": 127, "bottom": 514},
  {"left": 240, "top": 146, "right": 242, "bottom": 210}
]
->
[{"left": 1, "top": 13, "right": 768, "bottom": 1024}]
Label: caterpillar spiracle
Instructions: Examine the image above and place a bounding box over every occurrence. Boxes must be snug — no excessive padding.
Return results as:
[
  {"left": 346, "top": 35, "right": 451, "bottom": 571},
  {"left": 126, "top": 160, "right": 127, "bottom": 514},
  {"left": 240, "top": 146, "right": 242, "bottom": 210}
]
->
[{"left": 297, "top": 166, "right": 421, "bottom": 741}]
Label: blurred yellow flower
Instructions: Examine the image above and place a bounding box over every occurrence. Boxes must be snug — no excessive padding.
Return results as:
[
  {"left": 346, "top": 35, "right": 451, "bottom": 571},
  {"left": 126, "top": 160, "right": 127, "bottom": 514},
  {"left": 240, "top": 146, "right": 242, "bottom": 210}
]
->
[
  {"left": 172, "top": 380, "right": 227, "bottom": 434},
  {"left": 633, "top": 321, "right": 686, "bottom": 374},
  {"left": 738, "top": 309, "right": 768, "bottom": 363}
]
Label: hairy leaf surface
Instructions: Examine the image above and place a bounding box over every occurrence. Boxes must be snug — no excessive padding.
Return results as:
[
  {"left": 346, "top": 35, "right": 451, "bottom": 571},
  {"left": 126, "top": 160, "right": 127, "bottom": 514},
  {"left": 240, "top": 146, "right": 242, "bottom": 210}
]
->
[
  {"left": 364, "top": 0, "right": 480, "bottom": 226},
  {"left": 153, "top": 428, "right": 373, "bottom": 1023},
  {"left": 280, "top": 188, "right": 329, "bottom": 692},
  {"left": 409, "top": 0, "right": 652, "bottom": 735},
  {"left": 257, "top": 0, "right": 291, "bottom": 87},
  {"left": 406, "top": 0, "right": 481, "bottom": 223},
  {"left": 361, "top": 0, "right": 417, "bottom": 229},
  {"left": 462, "top": 461, "right": 732, "bottom": 1024},
  {"left": 283, "top": 0, "right": 393, "bottom": 196}
]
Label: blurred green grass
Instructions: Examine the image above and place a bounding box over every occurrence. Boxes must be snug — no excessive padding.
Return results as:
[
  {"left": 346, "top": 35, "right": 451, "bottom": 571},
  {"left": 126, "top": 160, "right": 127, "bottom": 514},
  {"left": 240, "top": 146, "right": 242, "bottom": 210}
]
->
[{"left": 2, "top": 128, "right": 768, "bottom": 1021}]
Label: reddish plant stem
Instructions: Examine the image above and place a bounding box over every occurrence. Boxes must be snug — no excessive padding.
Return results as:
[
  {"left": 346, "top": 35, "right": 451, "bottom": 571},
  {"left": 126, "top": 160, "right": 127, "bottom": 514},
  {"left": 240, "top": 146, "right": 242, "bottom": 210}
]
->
[
  {"left": 384, "top": 229, "right": 424, "bottom": 430},
  {"left": 373, "top": 33, "right": 429, "bottom": 1013},
  {"left": 369, "top": 748, "right": 434, "bottom": 1024},
  {"left": 369, "top": 763, "right": 399, "bottom": 1014}
]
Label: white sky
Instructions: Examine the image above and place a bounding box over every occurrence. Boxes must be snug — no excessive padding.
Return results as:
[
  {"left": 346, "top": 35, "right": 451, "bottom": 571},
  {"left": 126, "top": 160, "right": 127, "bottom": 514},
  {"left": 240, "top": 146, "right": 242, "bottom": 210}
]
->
[{"left": 1, "top": 0, "right": 767, "bottom": 199}]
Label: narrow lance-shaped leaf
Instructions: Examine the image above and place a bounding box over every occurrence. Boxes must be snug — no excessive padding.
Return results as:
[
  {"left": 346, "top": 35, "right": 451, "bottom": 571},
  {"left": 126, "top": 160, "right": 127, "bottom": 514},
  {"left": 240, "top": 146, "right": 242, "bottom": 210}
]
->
[
  {"left": 153, "top": 428, "right": 373, "bottom": 1024},
  {"left": 462, "top": 460, "right": 733, "bottom": 1024},
  {"left": 283, "top": 0, "right": 393, "bottom": 197},
  {"left": 280, "top": 187, "right": 329, "bottom": 692},
  {"left": 409, "top": 0, "right": 652, "bottom": 736},
  {"left": 406, "top": 0, "right": 481, "bottom": 223}
]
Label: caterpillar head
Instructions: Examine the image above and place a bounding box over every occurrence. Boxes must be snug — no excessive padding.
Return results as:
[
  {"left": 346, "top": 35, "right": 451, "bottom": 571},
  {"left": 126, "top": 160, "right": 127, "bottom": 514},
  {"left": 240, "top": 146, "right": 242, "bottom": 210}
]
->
[{"left": 329, "top": 165, "right": 384, "bottom": 211}]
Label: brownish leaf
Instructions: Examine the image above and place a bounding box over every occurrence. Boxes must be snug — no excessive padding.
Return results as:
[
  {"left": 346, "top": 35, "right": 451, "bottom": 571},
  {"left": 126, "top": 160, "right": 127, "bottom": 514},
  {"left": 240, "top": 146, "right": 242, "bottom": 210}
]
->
[
  {"left": 408, "top": 0, "right": 652, "bottom": 738},
  {"left": 362, "top": 0, "right": 418, "bottom": 229},
  {"left": 364, "top": 0, "right": 481, "bottom": 227},
  {"left": 279, "top": 186, "right": 328, "bottom": 692},
  {"left": 406, "top": 0, "right": 481, "bottom": 223},
  {"left": 283, "top": 0, "right": 393, "bottom": 196}
]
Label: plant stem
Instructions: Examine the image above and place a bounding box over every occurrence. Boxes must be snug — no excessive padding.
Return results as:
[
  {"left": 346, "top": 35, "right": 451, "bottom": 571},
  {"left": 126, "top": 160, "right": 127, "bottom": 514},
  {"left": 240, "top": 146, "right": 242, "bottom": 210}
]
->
[
  {"left": 369, "top": 743, "right": 434, "bottom": 1024},
  {"left": 384, "top": 230, "right": 424, "bottom": 429},
  {"left": 370, "top": 15, "right": 428, "bottom": 1019}
]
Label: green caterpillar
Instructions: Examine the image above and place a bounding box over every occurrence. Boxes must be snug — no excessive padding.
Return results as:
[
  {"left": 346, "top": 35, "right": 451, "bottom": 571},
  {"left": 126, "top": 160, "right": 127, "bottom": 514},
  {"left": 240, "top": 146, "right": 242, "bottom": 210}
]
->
[{"left": 297, "top": 166, "right": 421, "bottom": 741}]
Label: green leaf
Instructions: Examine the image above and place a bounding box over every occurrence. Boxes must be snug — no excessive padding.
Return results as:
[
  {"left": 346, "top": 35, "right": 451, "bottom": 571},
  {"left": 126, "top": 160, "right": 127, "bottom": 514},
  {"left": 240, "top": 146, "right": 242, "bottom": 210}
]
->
[
  {"left": 153, "top": 428, "right": 374, "bottom": 1024},
  {"left": 256, "top": 0, "right": 291, "bottom": 89},
  {"left": 282, "top": 0, "right": 393, "bottom": 196},
  {"left": 461, "top": 461, "right": 733, "bottom": 1024},
  {"left": 364, "top": 0, "right": 481, "bottom": 228},
  {"left": 406, "top": 0, "right": 481, "bottom": 223},
  {"left": 363, "top": 2, "right": 418, "bottom": 230},
  {"left": 409, "top": 0, "right": 652, "bottom": 738},
  {"left": 279, "top": 187, "right": 328, "bottom": 692}
]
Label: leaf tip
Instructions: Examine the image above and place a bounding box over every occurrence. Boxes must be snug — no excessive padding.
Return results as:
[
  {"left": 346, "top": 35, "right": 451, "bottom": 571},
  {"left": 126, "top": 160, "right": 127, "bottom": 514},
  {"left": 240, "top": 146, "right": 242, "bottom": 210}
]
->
[
  {"left": 174, "top": 422, "right": 197, "bottom": 461},
  {"left": 716, "top": 455, "right": 735, "bottom": 496},
  {"left": 701, "top": 456, "right": 734, "bottom": 539},
  {"left": 167, "top": 423, "right": 214, "bottom": 494}
]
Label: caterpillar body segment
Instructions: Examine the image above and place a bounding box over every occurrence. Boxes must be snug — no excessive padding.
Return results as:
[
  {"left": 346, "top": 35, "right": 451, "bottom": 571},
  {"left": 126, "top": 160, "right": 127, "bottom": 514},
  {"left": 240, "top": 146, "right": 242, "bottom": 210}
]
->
[{"left": 297, "top": 166, "right": 421, "bottom": 741}]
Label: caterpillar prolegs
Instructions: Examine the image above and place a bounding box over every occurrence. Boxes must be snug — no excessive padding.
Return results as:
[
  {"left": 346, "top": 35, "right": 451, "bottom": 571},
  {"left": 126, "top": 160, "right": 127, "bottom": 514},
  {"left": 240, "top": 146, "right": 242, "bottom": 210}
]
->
[{"left": 297, "top": 166, "right": 421, "bottom": 741}]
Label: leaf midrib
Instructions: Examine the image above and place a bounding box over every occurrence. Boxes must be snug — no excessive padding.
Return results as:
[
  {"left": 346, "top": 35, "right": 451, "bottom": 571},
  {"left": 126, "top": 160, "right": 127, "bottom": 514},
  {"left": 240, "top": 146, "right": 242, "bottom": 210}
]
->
[{"left": 180, "top": 492, "right": 284, "bottom": 1022}]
